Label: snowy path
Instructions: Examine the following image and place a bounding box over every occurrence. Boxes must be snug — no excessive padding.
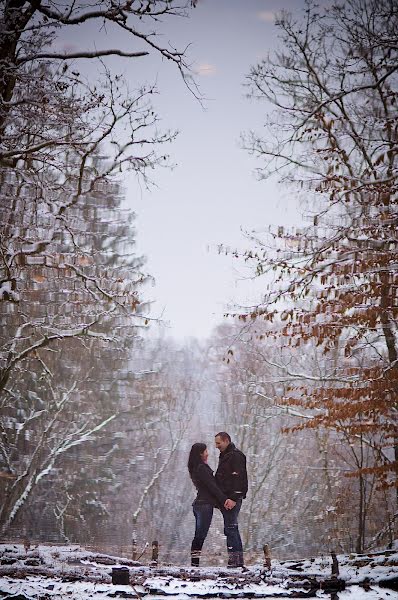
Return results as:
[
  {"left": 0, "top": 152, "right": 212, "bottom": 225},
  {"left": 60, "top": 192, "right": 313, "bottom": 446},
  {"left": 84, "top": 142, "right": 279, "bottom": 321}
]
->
[{"left": 0, "top": 544, "right": 397, "bottom": 599}]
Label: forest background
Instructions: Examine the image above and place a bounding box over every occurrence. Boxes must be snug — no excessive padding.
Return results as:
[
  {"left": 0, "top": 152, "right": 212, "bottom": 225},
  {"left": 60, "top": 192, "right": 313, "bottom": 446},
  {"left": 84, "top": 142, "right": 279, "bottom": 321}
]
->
[{"left": 0, "top": 0, "right": 397, "bottom": 564}]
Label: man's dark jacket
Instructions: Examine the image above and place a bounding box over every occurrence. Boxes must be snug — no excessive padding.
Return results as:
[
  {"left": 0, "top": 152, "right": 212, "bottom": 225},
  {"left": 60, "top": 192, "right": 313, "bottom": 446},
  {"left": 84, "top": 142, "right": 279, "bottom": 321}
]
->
[
  {"left": 215, "top": 443, "right": 248, "bottom": 501},
  {"left": 191, "top": 462, "right": 228, "bottom": 508}
]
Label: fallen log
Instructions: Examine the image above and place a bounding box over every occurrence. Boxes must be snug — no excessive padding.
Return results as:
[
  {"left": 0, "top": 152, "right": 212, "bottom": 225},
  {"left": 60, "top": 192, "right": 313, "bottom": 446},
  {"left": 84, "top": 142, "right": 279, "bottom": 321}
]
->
[
  {"left": 379, "top": 575, "right": 398, "bottom": 591},
  {"left": 286, "top": 573, "right": 346, "bottom": 593}
]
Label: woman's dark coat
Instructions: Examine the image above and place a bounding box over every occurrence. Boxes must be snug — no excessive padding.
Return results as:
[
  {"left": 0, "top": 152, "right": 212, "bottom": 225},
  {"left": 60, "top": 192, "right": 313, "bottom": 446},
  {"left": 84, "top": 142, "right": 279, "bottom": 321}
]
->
[{"left": 191, "top": 462, "right": 228, "bottom": 508}]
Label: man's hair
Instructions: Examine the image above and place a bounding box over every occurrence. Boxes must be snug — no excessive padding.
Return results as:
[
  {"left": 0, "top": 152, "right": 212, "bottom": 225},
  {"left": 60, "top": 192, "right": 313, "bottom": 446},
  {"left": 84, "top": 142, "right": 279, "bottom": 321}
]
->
[{"left": 215, "top": 431, "right": 231, "bottom": 443}]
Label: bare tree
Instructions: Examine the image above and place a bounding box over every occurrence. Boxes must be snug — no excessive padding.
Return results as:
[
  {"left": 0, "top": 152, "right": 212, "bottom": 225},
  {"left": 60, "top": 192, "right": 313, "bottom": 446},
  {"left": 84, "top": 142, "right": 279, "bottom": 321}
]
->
[
  {"left": 0, "top": 7, "right": 194, "bottom": 340},
  {"left": 0, "top": 1, "right": 197, "bottom": 539},
  {"left": 234, "top": 0, "right": 398, "bottom": 548}
]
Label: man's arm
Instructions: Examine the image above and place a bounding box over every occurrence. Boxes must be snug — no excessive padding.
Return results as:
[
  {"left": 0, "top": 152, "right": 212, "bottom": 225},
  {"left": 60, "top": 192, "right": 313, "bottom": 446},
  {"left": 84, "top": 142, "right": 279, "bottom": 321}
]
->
[{"left": 231, "top": 452, "right": 248, "bottom": 499}]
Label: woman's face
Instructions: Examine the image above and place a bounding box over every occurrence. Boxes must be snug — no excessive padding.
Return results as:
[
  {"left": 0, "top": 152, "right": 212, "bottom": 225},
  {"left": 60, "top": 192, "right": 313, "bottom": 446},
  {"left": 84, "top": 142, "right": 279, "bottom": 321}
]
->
[{"left": 200, "top": 448, "right": 209, "bottom": 462}]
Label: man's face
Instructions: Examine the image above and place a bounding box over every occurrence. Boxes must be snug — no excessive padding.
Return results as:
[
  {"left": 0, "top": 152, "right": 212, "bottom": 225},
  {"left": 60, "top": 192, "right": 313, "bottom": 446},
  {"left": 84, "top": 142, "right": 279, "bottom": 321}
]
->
[{"left": 215, "top": 435, "right": 229, "bottom": 453}]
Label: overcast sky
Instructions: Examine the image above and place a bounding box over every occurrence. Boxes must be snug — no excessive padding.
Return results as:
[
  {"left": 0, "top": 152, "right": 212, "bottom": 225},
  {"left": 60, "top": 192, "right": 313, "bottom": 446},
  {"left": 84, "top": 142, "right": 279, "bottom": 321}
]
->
[{"left": 64, "top": 0, "right": 305, "bottom": 340}]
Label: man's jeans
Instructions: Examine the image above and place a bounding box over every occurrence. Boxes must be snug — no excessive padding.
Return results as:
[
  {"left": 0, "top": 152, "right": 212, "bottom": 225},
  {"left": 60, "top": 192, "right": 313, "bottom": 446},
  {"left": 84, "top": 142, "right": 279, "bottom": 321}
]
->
[
  {"left": 191, "top": 503, "right": 213, "bottom": 566},
  {"left": 221, "top": 499, "right": 244, "bottom": 567}
]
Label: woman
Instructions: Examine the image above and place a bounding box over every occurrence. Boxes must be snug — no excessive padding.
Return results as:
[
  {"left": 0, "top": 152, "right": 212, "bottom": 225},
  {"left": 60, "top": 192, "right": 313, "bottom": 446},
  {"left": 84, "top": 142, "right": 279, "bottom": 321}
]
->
[{"left": 188, "top": 442, "right": 235, "bottom": 566}]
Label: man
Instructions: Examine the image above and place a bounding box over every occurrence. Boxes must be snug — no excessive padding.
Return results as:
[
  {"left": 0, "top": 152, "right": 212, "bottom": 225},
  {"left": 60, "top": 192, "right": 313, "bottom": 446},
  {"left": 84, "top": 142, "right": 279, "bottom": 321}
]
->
[{"left": 215, "top": 432, "right": 248, "bottom": 568}]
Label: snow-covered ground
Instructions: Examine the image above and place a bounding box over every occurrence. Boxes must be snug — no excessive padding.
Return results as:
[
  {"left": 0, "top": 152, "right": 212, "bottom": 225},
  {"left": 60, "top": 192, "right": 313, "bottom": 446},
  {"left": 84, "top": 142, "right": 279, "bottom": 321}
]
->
[
  {"left": 0, "top": 544, "right": 397, "bottom": 599},
  {"left": 0, "top": 577, "right": 395, "bottom": 600}
]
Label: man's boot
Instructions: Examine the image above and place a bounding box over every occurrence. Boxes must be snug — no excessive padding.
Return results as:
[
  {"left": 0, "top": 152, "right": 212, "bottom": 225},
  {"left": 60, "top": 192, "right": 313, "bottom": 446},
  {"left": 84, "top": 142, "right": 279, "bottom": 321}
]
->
[
  {"left": 227, "top": 551, "right": 244, "bottom": 568},
  {"left": 235, "top": 551, "right": 244, "bottom": 568},
  {"left": 227, "top": 551, "right": 236, "bottom": 568}
]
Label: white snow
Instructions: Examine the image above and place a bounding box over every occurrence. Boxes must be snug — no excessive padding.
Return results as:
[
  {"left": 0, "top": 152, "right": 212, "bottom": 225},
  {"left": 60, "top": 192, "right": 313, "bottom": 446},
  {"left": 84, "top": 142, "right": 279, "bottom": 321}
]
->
[{"left": 0, "top": 280, "right": 19, "bottom": 302}]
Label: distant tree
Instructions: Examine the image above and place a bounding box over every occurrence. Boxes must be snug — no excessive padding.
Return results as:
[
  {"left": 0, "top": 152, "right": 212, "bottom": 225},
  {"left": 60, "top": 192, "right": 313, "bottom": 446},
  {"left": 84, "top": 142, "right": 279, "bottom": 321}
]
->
[
  {"left": 33, "top": 337, "right": 198, "bottom": 549},
  {"left": 238, "top": 0, "right": 398, "bottom": 549},
  {"left": 0, "top": 170, "right": 149, "bottom": 536},
  {"left": 211, "top": 324, "right": 337, "bottom": 556}
]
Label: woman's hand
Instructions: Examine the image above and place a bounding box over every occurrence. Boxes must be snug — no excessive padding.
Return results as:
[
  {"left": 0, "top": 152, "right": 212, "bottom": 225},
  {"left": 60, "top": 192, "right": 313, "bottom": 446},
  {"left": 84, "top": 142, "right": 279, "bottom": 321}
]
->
[{"left": 224, "top": 499, "right": 236, "bottom": 510}]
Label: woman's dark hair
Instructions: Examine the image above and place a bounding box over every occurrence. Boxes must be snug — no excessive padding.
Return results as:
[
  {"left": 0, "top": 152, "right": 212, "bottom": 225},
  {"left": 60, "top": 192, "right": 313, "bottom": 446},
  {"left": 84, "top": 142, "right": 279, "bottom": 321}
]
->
[{"left": 188, "top": 442, "right": 206, "bottom": 478}]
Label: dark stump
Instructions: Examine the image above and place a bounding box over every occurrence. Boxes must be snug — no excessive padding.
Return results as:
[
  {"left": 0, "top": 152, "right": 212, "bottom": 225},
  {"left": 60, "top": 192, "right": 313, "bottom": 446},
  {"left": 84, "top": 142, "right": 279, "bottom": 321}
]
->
[{"left": 111, "top": 566, "right": 130, "bottom": 585}]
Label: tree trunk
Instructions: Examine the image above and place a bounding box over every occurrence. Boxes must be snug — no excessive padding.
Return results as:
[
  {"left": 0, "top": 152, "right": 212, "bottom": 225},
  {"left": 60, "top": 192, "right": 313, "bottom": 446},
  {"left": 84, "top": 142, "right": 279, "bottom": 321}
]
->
[{"left": 356, "top": 472, "right": 365, "bottom": 553}]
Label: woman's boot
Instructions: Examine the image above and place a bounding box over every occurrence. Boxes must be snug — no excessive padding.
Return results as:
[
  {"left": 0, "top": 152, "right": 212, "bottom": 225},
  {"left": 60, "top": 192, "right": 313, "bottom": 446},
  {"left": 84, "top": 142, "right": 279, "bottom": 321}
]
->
[{"left": 191, "top": 550, "right": 200, "bottom": 567}]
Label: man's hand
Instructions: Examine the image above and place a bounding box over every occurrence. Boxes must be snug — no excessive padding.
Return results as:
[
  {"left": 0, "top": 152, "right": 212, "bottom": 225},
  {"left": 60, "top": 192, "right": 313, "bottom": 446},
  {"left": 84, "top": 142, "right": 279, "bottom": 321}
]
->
[{"left": 224, "top": 498, "right": 236, "bottom": 510}]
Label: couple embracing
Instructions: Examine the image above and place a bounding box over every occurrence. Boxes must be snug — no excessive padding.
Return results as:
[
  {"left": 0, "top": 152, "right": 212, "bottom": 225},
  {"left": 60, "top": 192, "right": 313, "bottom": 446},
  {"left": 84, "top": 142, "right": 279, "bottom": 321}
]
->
[{"left": 188, "top": 432, "right": 248, "bottom": 568}]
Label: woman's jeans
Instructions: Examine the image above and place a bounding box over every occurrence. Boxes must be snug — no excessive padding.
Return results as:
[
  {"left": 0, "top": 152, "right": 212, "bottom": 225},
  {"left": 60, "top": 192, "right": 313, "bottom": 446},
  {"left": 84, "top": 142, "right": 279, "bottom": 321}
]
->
[
  {"left": 221, "top": 499, "right": 243, "bottom": 567},
  {"left": 191, "top": 503, "right": 213, "bottom": 566},
  {"left": 191, "top": 501, "right": 244, "bottom": 567}
]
